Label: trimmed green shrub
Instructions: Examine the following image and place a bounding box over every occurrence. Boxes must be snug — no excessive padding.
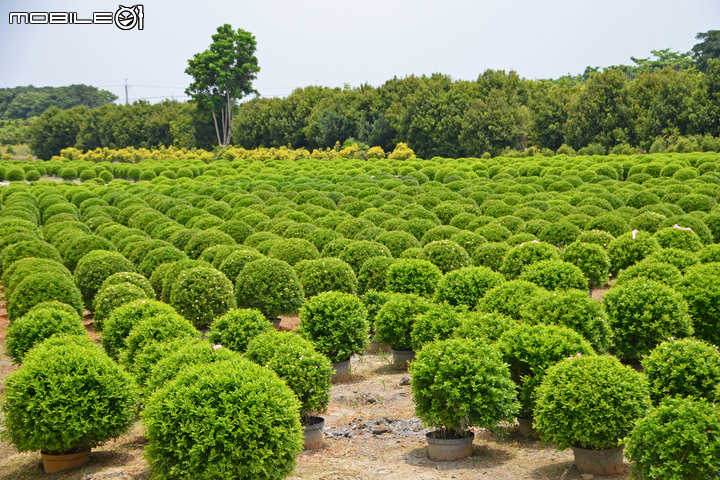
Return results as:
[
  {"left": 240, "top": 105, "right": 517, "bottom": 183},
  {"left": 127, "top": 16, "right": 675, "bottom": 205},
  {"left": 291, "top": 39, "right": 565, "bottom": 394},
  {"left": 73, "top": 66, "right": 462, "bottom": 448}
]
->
[
  {"left": 98, "top": 271, "right": 154, "bottom": 298},
  {"left": 101, "top": 299, "right": 181, "bottom": 360},
  {"left": 376, "top": 230, "right": 421, "bottom": 257},
  {"left": 434, "top": 266, "right": 504, "bottom": 308},
  {"left": 7, "top": 272, "right": 83, "bottom": 322},
  {"left": 642, "top": 338, "right": 720, "bottom": 403},
  {"left": 298, "top": 291, "right": 369, "bottom": 363},
  {"left": 5, "top": 308, "right": 87, "bottom": 363},
  {"left": 385, "top": 258, "right": 442, "bottom": 298},
  {"left": 160, "top": 259, "right": 213, "bottom": 303},
  {"left": 410, "top": 338, "right": 519, "bottom": 436},
  {"left": 142, "top": 359, "right": 303, "bottom": 480},
  {"left": 360, "top": 289, "right": 392, "bottom": 327},
  {"left": 183, "top": 228, "right": 236, "bottom": 259},
  {"left": 339, "top": 240, "right": 392, "bottom": 274},
  {"left": 61, "top": 234, "right": 116, "bottom": 272},
  {"left": 476, "top": 280, "right": 545, "bottom": 320},
  {"left": 410, "top": 303, "right": 467, "bottom": 351},
  {"left": 603, "top": 278, "right": 693, "bottom": 364},
  {"left": 149, "top": 262, "right": 174, "bottom": 298},
  {"left": 607, "top": 230, "right": 659, "bottom": 274},
  {"left": 654, "top": 225, "right": 704, "bottom": 252},
  {"left": 27, "top": 301, "right": 80, "bottom": 319},
  {"left": 0, "top": 240, "right": 61, "bottom": 275},
  {"left": 561, "top": 241, "right": 611, "bottom": 287},
  {"left": 421, "top": 240, "right": 472, "bottom": 274},
  {"left": 626, "top": 397, "right": 720, "bottom": 480},
  {"left": 121, "top": 313, "right": 198, "bottom": 367},
  {"left": 453, "top": 312, "right": 515, "bottom": 342},
  {"left": 535, "top": 355, "right": 650, "bottom": 450},
  {"left": 500, "top": 241, "right": 558, "bottom": 279},
  {"left": 246, "top": 331, "right": 333, "bottom": 417},
  {"left": 294, "top": 257, "right": 357, "bottom": 298},
  {"left": 235, "top": 258, "right": 304, "bottom": 320},
  {"left": 519, "top": 259, "right": 588, "bottom": 291},
  {"left": 538, "top": 220, "right": 580, "bottom": 247},
  {"left": 1, "top": 257, "right": 72, "bottom": 301},
  {"left": 73, "top": 250, "right": 135, "bottom": 309},
  {"left": 138, "top": 246, "right": 187, "bottom": 278},
  {"left": 576, "top": 229, "right": 615, "bottom": 249},
  {"left": 207, "top": 308, "right": 271, "bottom": 353},
  {"left": 131, "top": 337, "right": 206, "bottom": 389},
  {"left": 217, "top": 220, "right": 255, "bottom": 244},
  {"left": 645, "top": 248, "right": 699, "bottom": 273},
  {"left": 267, "top": 238, "right": 320, "bottom": 265},
  {"left": 472, "top": 242, "right": 511, "bottom": 271},
  {"left": 497, "top": 324, "right": 595, "bottom": 418},
  {"left": 615, "top": 260, "right": 682, "bottom": 286},
  {"left": 169, "top": 266, "right": 236, "bottom": 329},
  {"left": 93, "top": 283, "right": 151, "bottom": 330},
  {"left": 356, "top": 256, "right": 396, "bottom": 293},
  {"left": 676, "top": 263, "right": 720, "bottom": 345},
  {"left": 374, "top": 293, "right": 432, "bottom": 350},
  {"left": 1, "top": 338, "right": 136, "bottom": 454}
]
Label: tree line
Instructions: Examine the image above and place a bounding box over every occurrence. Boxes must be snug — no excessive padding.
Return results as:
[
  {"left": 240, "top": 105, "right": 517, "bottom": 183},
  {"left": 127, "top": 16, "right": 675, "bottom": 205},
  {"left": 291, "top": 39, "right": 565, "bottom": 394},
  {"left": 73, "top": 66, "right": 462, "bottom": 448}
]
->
[{"left": 0, "top": 85, "right": 117, "bottom": 120}]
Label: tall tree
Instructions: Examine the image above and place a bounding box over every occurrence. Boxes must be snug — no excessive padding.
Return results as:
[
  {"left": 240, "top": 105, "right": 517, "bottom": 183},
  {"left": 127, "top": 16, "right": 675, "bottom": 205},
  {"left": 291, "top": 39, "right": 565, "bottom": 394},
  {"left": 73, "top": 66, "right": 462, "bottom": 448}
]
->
[
  {"left": 186, "top": 24, "right": 260, "bottom": 146},
  {"left": 692, "top": 30, "right": 720, "bottom": 72}
]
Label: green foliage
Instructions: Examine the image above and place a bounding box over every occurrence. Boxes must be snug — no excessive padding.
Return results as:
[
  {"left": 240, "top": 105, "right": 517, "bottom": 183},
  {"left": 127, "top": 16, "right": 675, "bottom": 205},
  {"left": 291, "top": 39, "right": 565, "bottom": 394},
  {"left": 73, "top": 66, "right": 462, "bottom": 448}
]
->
[
  {"left": 121, "top": 313, "right": 198, "bottom": 367},
  {"left": 93, "top": 282, "right": 151, "bottom": 330},
  {"left": 207, "top": 308, "right": 271, "bottom": 353},
  {"left": 603, "top": 278, "right": 693, "bottom": 364},
  {"left": 434, "top": 266, "right": 505, "bottom": 308},
  {"left": 0, "top": 240, "right": 61, "bottom": 275},
  {"left": 410, "top": 338, "right": 519, "bottom": 435},
  {"left": 410, "top": 303, "right": 467, "bottom": 351},
  {"left": 626, "top": 397, "right": 720, "bottom": 480},
  {"left": 356, "top": 256, "right": 396, "bottom": 293},
  {"left": 267, "top": 238, "right": 319, "bottom": 265},
  {"left": 385, "top": 258, "right": 442, "bottom": 297},
  {"left": 235, "top": 258, "right": 304, "bottom": 320},
  {"left": 169, "top": 266, "right": 236, "bottom": 329},
  {"left": 534, "top": 355, "right": 651, "bottom": 450},
  {"left": 675, "top": 263, "right": 720, "bottom": 345},
  {"left": 642, "top": 338, "right": 720, "bottom": 403},
  {"left": 374, "top": 293, "right": 432, "bottom": 350},
  {"left": 99, "top": 271, "right": 154, "bottom": 299},
  {"left": 615, "top": 260, "right": 681, "bottom": 286},
  {"left": 454, "top": 312, "right": 515, "bottom": 342},
  {"left": 519, "top": 259, "right": 587, "bottom": 291},
  {"left": 420, "top": 239, "right": 472, "bottom": 274},
  {"left": 138, "top": 246, "right": 187, "bottom": 278},
  {"left": 472, "top": 241, "right": 511, "bottom": 271},
  {"left": 183, "top": 228, "right": 236, "bottom": 259},
  {"left": 645, "top": 247, "right": 699, "bottom": 273},
  {"left": 606, "top": 230, "right": 659, "bottom": 273},
  {"left": 246, "top": 331, "right": 333, "bottom": 416},
  {"left": 500, "top": 241, "right": 558, "bottom": 279},
  {"left": 476, "top": 279, "right": 544, "bottom": 320},
  {"left": 7, "top": 271, "right": 83, "bottom": 322},
  {"left": 5, "top": 308, "right": 87, "bottom": 363},
  {"left": 339, "top": 240, "right": 392, "bottom": 274},
  {"left": 142, "top": 359, "right": 302, "bottom": 480},
  {"left": 298, "top": 291, "right": 368, "bottom": 363},
  {"left": 561, "top": 241, "right": 610, "bottom": 287},
  {"left": 73, "top": 250, "right": 135, "bottom": 309},
  {"left": 294, "top": 257, "right": 357, "bottom": 298},
  {"left": 217, "top": 248, "right": 265, "bottom": 282},
  {"left": 1, "top": 338, "right": 136, "bottom": 454},
  {"left": 654, "top": 225, "right": 704, "bottom": 252}
]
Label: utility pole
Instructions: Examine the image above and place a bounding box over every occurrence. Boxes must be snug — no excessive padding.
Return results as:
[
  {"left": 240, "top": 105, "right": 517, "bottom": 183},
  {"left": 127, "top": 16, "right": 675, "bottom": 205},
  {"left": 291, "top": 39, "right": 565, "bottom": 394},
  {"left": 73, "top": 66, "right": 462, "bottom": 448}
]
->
[{"left": 124, "top": 78, "right": 131, "bottom": 105}]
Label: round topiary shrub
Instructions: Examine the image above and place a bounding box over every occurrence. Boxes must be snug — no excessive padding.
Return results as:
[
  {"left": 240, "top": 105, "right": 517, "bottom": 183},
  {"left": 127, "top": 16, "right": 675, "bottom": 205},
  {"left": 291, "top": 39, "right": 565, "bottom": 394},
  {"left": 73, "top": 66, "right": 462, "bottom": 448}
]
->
[
  {"left": 476, "top": 280, "right": 546, "bottom": 320},
  {"left": 626, "top": 397, "right": 720, "bottom": 480},
  {"left": 376, "top": 230, "right": 421, "bottom": 257},
  {"left": 385, "top": 258, "right": 442, "bottom": 298},
  {"left": 421, "top": 240, "right": 472, "bottom": 274},
  {"left": 434, "top": 266, "right": 505, "bottom": 308},
  {"left": 561, "top": 241, "right": 611, "bottom": 287},
  {"left": 235, "top": 258, "right": 304, "bottom": 321},
  {"left": 61, "top": 234, "right": 117, "bottom": 272},
  {"left": 356, "top": 256, "right": 396, "bottom": 293},
  {"left": 142, "top": 359, "right": 303, "bottom": 480},
  {"left": 675, "top": 263, "right": 720, "bottom": 345},
  {"left": 217, "top": 249, "right": 265, "bottom": 283},
  {"left": 410, "top": 338, "right": 519, "bottom": 437},
  {"left": 207, "top": 308, "right": 272, "bottom": 353},
  {"left": 246, "top": 331, "right": 333, "bottom": 419},
  {"left": 1, "top": 338, "right": 136, "bottom": 455},
  {"left": 641, "top": 338, "right": 720, "bottom": 403},
  {"left": 294, "top": 257, "right": 358, "bottom": 298},
  {"left": 500, "top": 241, "right": 559, "bottom": 279},
  {"left": 472, "top": 242, "right": 511, "bottom": 271},
  {"left": 645, "top": 247, "right": 699, "bottom": 273},
  {"left": 497, "top": 324, "right": 595, "bottom": 419},
  {"left": 339, "top": 240, "right": 392, "bottom": 274},
  {"left": 120, "top": 313, "right": 198, "bottom": 367},
  {"left": 603, "top": 277, "right": 693, "bottom": 364},
  {"left": 453, "top": 312, "right": 515, "bottom": 342},
  {"left": 410, "top": 303, "right": 467, "bottom": 352},
  {"left": 98, "top": 271, "right": 154, "bottom": 298},
  {"left": 160, "top": 259, "right": 213, "bottom": 303},
  {"left": 101, "top": 299, "right": 182, "bottom": 360},
  {"left": 607, "top": 230, "right": 659, "bottom": 274},
  {"left": 654, "top": 225, "right": 704, "bottom": 252},
  {"left": 298, "top": 291, "right": 369, "bottom": 363},
  {"left": 27, "top": 300, "right": 80, "bottom": 320},
  {"left": 5, "top": 308, "right": 87, "bottom": 363},
  {"left": 73, "top": 250, "right": 135, "bottom": 309},
  {"left": 92, "top": 282, "right": 151, "bottom": 330},
  {"left": 267, "top": 238, "right": 320, "bottom": 266},
  {"left": 615, "top": 260, "right": 682, "bottom": 287},
  {"left": 2, "top": 257, "right": 72, "bottom": 301},
  {"left": 183, "top": 228, "right": 236, "bottom": 259},
  {"left": 138, "top": 246, "right": 187, "bottom": 278},
  {"left": 534, "top": 355, "right": 651, "bottom": 450},
  {"left": 538, "top": 220, "right": 580, "bottom": 247},
  {"left": 519, "top": 259, "right": 588, "bottom": 291},
  {"left": 374, "top": 293, "right": 432, "bottom": 351},
  {"left": 169, "top": 266, "right": 236, "bottom": 329},
  {"left": 130, "top": 337, "right": 206, "bottom": 389},
  {"left": 7, "top": 272, "right": 83, "bottom": 322},
  {"left": 0, "top": 240, "right": 61, "bottom": 275}
]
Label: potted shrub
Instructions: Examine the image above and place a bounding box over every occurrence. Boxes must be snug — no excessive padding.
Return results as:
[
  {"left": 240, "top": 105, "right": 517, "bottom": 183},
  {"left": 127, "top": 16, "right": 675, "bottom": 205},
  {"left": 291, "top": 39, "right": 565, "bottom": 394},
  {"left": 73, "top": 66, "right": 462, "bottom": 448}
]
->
[
  {"left": 246, "top": 331, "right": 333, "bottom": 449},
  {"left": 142, "top": 358, "right": 303, "bottom": 479},
  {"left": 298, "top": 291, "right": 369, "bottom": 382},
  {"left": 534, "top": 355, "right": 651, "bottom": 475},
  {"left": 410, "top": 338, "right": 519, "bottom": 461},
  {"left": 374, "top": 293, "right": 432, "bottom": 368},
  {"left": 1, "top": 336, "right": 136, "bottom": 473},
  {"left": 626, "top": 397, "right": 720, "bottom": 479},
  {"left": 410, "top": 303, "right": 467, "bottom": 352},
  {"left": 235, "top": 258, "right": 305, "bottom": 324}
]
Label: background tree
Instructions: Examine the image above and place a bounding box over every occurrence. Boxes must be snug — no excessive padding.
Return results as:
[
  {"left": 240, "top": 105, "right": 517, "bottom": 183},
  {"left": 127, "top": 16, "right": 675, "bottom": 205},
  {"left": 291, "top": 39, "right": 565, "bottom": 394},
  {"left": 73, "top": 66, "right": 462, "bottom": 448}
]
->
[
  {"left": 186, "top": 24, "right": 260, "bottom": 146},
  {"left": 692, "top": 30, "right": 720, "bottom": 72}
]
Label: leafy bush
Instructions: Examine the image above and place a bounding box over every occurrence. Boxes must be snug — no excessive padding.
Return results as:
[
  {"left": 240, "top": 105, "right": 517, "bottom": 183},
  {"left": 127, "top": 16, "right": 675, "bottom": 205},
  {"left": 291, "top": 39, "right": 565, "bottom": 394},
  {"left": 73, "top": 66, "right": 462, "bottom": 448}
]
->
[
  {"left": 142, "top": 359, "right": 303, "bottom": 480},
  {"left": 410, "top": 338, "right": 518, "bottom": 436},
  {"left": 93, "top": 282, "right": 151, "bottom": 330},
  {"left": 169, "top": 266, "right": 236, "bottom": 329},
  {"left": 538, "top": 220, "right": 580, "bottom": 247},
  {"left": 27, "top": 300, "right": 80, "bottom": 319},
  {"left": 496, "top": 324, "right": 595, "bottom": 418},
  {"left": 130, "top": 337, "right": 206, "bottom": 389},
  {"left": 476, "top": 280, "right": 545, "bottom": 320},
  {"left": 99, "top": 271, "right": 154, "bottom": 298},
  {"left": 500, "top": 241, "right": 559, "bottom": 279},
  {"left": 534, "top": 355, "right": 651, "bottom": 450},
  {"left": 472, "top": 242, "right": 511, "bottom": 271},
  {"left": 603, "top": 278, "right": 692, "bottom": 364},
  {"left": 675, "top": 263, "right": 720, "bottom": 345},
  {"left": 7, "top": 272, "right": 83, "bottom": 322},
  {"left": 298, "top": 291, "right": 369, "bottom": 363},
  {"left": 576, "top": 229, "right": 615, "bottom": 249},
  {"left": 356, "top": 256, "right": 396, "bottom": 293},
  {"left": 561, "top": 241, "right": 611, "bottom": 287},
  {"left": 101, "top": 299, "right": 182, "bottom": 360},
  {"left": 235, "top": 258, "right": 304, "bottom": 320},
  {"left": 183, "top": 228, "right": 236, "bottom": 259},
  {"left": 294, "top": 257, "right": 357, "bottom": 298},
  {"left": 374, "top": 293, "right": 432, "bottom": 350},
  {"left": 642, "top": 338, "right": 720, "bottom": 403},
  {"left": 421, "top": 240, "right": 472, "bottom": 274},
  {"left": 218, "top": 249, "right": 265, "bottom": 282},
  {"left": 160, "top": 259, "right": 212, "bottom": 302},
  {"left": 1, "top": 257, "right": 72, "bottom": 301},
  {"left": 120, "top": 313, "right": 198, "bottom": 367},
  {"left": 138, "top": 246, "right": 187, "bottom": 278},
  {"left": 519, "top": 259, "right": 588, "bottom": 291},
  {"left": 606, "top": 230, "right": 659, "bottom": 274},
  {"left": 376, "top": 230, "right": 421, "bottom": 257},
  {"left": 385, "top": 258, "right": 442, "bottom": 297},
  {"left": 626, "top": 397, "right": 720, "bottom": 480},
  {"left": 615, "top": 259, "right": 682, "bottom": 286},
  {"left": 434, "top": 266, "right": 504, "bottom": 308},
  {"left": 0, "top": 240, "right": 61, "bottom": 275},
  {"left": 207, "top": 308, "right": 271, "bottom": 353},
  {"left": 360, "top": 289, "right": 392, "bottom": 328},
  {"left": 410, "top": 303, "right": 467, "bottom": 351},
  {"left": 453, "top": 312, "right": 515, "bottom": 342},
  {"left": 61, "top": 234, "right": 116, "bottom": 272},
  {"left": 73, "top": 250, "right": 135, "bottom": 309},
  {"left": 246, "top": 331, "right": 333, "bottom": 417},
  {"left": 654, "top": 226, "right": 704, "bottom": 252},
  {"left": 6, "top": 308, "right": 87, "bottom": 363},
  {"left": 339, "top": 240, "right": 392, "bottom": 274},
  {"left": 267, "top": 238, "right": 320, "bottom": 265},
  {"left": 1, "top": 338, "right": 136, "bottom": 454}
]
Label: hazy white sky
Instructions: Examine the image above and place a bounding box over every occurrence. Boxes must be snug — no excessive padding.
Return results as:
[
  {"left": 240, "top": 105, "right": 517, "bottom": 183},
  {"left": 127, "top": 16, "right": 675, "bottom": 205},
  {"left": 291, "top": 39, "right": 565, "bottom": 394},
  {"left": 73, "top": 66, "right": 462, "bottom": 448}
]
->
[{"left": 1, "top": 0, "right": 718, "bottom": 104}]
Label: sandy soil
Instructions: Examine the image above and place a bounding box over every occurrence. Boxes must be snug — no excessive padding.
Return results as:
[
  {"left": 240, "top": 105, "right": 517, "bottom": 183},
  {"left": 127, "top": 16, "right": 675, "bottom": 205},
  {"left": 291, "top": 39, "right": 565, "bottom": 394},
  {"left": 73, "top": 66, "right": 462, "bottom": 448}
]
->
[{"left": 0, "top": 288, "right": 629, "bottom": 480}]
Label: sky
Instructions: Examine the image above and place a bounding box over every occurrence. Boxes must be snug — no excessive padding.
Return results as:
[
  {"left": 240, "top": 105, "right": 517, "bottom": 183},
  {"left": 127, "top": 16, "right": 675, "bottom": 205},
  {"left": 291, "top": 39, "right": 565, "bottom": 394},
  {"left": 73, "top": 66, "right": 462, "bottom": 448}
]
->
[{"left": 1, "top": 0, "right": 718, "bottom": 104}]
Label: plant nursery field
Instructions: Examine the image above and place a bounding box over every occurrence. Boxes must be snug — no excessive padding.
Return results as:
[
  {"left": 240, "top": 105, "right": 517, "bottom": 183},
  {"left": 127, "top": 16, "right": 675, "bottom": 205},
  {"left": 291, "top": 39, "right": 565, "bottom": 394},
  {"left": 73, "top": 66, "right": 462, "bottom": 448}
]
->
[{"left": 1, "top": 150, "right": 720, "bottom": 479}]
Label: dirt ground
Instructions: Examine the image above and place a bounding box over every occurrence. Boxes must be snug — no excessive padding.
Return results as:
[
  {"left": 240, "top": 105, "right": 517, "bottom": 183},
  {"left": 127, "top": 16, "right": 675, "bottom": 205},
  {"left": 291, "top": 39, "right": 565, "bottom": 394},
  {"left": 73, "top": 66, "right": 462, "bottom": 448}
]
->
[{"left": 0, "top": 289, "right": 631, "bottom": 480}]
